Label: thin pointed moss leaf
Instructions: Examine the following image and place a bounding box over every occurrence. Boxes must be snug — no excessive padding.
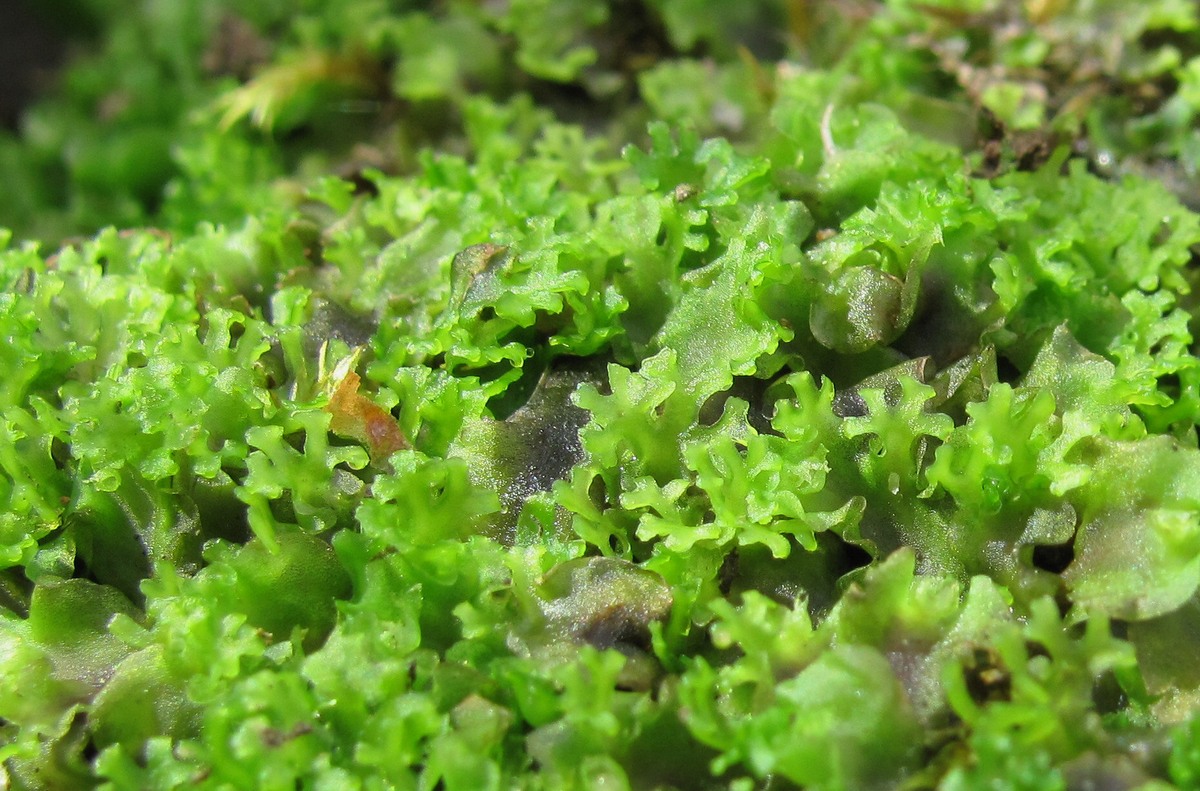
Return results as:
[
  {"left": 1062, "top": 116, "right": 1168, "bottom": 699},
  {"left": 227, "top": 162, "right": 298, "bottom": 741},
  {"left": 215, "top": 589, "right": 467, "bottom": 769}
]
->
[{"left": 215, "top": 51, "right": 382, "bottom": 133}]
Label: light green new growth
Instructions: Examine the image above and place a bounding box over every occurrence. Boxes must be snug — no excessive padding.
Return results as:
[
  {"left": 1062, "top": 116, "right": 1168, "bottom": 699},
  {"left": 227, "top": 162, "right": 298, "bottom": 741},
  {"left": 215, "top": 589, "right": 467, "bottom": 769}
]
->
[{"left": 3, "top": 0, "right": 1200, "bottom": 788}]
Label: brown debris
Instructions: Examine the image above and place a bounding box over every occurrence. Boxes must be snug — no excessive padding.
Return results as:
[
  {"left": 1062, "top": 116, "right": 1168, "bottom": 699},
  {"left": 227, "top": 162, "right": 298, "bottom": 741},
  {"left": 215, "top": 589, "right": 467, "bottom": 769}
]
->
[{"left": 325, "top": 370, "right": 407, "bottom": 462}]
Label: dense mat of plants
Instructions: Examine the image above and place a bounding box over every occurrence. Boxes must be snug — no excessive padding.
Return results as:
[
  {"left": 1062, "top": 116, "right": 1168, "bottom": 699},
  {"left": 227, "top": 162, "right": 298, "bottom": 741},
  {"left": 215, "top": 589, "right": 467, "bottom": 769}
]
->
[{"left": 4, "top": 1, "right": 1200, "bottom": 788}]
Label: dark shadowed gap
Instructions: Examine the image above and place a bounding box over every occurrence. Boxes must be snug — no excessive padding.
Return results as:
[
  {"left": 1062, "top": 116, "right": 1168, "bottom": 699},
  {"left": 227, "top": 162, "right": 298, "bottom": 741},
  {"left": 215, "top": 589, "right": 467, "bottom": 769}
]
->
[{"left": 0, "top": 2, "right": 74, "bottom": 129}]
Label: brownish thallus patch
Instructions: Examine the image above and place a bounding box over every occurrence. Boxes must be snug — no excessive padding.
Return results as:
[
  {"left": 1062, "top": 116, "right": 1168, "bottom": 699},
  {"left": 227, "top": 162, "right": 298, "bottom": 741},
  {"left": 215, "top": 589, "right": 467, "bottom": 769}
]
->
[{"left": 325, "top": 371, "right": 407, "bottom": 462}]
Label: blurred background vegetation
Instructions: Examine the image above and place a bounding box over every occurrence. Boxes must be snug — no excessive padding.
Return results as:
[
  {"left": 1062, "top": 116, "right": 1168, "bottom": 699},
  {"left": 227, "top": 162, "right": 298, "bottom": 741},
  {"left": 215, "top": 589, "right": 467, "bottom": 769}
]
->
[{"left": 1, "top": 0, "right": 1197, "bottom": 247}]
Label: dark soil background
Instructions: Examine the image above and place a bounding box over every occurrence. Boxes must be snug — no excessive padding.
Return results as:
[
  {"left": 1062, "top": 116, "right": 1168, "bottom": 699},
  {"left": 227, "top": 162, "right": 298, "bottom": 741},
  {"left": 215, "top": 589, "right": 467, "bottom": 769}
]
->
[{"left": 0, "top": 1, "right": 70, "bottom": 129}]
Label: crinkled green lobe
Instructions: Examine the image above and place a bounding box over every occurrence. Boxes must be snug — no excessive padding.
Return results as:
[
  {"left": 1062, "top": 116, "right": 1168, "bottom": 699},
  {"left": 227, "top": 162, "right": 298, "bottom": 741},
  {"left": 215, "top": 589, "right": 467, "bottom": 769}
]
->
[
  {"left": 680, "top": 549, "right": 1141, "bottom": 787},
  {"left": 741, "top": 644, "right": 923, "bottom": 787},
  {"left": 237, "top": 407, "right": 369, "bottom": 545},
  {"left": 1063, "top": 434, "right": 1200, "bottom": 621}
]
